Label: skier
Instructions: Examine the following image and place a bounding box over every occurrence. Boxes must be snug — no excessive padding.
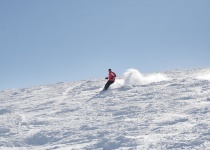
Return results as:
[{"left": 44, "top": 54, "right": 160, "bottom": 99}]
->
[{"left": 103, "top": 69, "right": 116, "bottom": 91}]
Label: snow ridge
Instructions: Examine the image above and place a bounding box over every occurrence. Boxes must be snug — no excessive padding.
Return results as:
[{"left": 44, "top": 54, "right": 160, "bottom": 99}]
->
[{"left": 0, "top": 68, "right": 210, "bottom": 150}]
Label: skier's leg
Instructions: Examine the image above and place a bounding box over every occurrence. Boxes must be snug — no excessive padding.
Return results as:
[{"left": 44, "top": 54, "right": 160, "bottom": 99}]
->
[
  {"left": 103, "top": 81, "right": 114, "bottom": 90},
  {"left": 103, "top": 81, "right": 110, "bottom": 90}
]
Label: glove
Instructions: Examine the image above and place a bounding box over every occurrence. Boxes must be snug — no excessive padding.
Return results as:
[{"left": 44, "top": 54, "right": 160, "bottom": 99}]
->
[{"left": 105, "top": 77, "right": 108, "bottom": 79}]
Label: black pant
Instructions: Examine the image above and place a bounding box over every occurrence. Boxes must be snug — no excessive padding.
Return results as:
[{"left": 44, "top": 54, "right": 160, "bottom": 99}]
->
[{"left": 103, "top": 81, "right": 114, "bottom": 90}]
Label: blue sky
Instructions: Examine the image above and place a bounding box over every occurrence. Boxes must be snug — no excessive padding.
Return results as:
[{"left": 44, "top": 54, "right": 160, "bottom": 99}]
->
[{"left": 1, "top": 0, "right": 210, "bottom": 90}]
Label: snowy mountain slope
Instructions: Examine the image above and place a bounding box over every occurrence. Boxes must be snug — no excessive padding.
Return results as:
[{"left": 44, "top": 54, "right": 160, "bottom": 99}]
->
[{"left": 1, "top": 68, "right": 210, "bottom": 150}]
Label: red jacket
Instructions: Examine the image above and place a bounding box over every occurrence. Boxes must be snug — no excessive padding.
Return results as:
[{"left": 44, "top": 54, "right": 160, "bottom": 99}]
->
[{"left": 108, "top": 71, "right": 116, "bottom": 82}]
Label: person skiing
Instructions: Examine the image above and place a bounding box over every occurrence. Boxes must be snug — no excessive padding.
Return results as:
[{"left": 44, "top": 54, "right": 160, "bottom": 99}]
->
[{"left": 103, "top": 69, "right": 116, "bottom": 91}]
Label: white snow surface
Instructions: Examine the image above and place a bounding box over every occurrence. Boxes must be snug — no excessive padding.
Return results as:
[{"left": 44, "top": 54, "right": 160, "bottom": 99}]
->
[{"left": 1, "top": 68, "right": 210, "bottom": 150}]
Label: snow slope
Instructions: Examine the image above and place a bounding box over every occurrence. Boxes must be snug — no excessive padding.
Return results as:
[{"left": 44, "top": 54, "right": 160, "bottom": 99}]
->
[{"left": 1, "top": 68, "right": 210, "bottom": 150}]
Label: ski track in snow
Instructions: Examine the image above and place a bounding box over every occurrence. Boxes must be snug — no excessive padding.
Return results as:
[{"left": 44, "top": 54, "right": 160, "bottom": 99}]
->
[{"left": 1, "top": 68, "right": 210, "bottom": 150}]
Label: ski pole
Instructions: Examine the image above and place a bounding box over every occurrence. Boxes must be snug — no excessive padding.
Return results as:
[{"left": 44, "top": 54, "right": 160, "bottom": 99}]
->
[{"left": 115, "top": 81, "right": 123, "bottom": 88}]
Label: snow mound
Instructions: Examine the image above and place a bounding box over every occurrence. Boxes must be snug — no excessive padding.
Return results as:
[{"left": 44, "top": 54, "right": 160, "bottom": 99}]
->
[{"left": 1, "top": 68, "right": 210, "bottom": 150}]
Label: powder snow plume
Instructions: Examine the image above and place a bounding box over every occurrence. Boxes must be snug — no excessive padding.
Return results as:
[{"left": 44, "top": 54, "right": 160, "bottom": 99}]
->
[
  {"left": 112, "top": 69, "right": 169, "bottom": 89},
  {"left": 123, "top": 69, "right": 168, "bottom": 85},
  {"left": 196, "top": 70, "right": 210, "bottom": 81}
]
